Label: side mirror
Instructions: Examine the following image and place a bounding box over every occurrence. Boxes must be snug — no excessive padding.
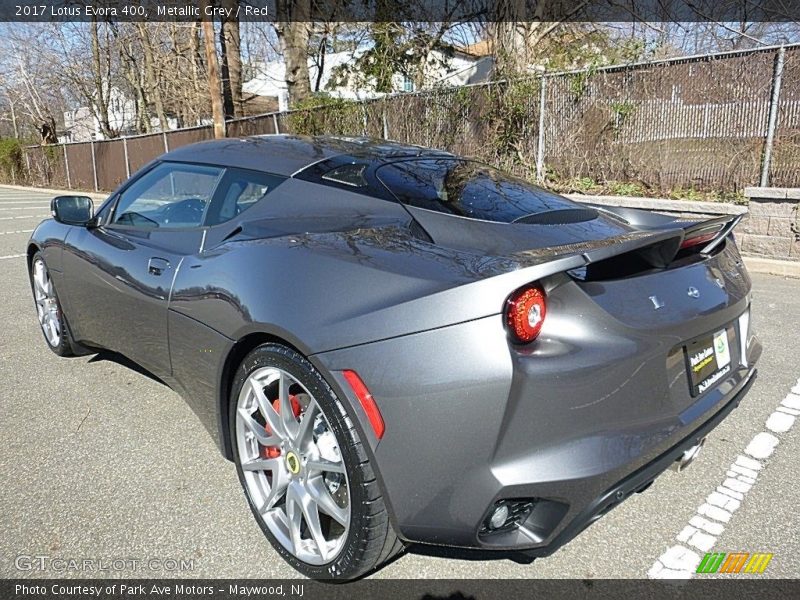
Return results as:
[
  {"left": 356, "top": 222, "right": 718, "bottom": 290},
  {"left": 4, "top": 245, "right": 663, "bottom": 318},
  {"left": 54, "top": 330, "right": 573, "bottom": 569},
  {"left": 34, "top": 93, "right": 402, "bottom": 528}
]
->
[{"left": 51, "top": 196, "right": 95, "bottom": 226}]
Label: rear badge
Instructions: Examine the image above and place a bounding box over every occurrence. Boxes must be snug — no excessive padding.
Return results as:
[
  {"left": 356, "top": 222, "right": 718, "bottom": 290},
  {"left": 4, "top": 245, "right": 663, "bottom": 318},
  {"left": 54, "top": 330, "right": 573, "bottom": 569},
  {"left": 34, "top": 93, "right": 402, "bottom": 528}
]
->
[
  {"left": 687, "top": 287, "right": 700, "bottom": 299},
  {"left": 649, "top": 295, "right": 665, "bottom": 310}
]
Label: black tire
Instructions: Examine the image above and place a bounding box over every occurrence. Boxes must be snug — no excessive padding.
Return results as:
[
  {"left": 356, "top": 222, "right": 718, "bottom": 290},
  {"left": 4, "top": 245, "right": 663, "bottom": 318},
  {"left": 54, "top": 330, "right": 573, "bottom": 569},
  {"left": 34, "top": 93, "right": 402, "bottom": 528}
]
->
[
  {"left": 230, "top": 343, "right": 403, "bottom": 580},
  {"left": 29, "top": 251, "right": 74, "bottom": 357}
]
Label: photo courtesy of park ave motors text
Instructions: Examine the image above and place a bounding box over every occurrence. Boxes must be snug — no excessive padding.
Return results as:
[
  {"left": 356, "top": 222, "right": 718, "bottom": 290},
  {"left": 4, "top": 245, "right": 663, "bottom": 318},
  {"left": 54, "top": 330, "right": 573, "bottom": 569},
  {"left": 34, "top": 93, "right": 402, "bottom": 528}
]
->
[{"left": 2, "top": 0, "right": 800, "bottom": 591}]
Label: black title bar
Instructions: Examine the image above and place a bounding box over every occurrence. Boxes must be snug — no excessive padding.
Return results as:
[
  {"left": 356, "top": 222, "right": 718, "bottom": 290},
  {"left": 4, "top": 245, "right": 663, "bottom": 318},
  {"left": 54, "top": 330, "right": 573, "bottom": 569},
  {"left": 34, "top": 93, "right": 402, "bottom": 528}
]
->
[
  {"left": 3, "top": 579, "right": 800, "bottom": 600},
  {"left": 2, "top": 1, "right": 800, "bottom": 22}
]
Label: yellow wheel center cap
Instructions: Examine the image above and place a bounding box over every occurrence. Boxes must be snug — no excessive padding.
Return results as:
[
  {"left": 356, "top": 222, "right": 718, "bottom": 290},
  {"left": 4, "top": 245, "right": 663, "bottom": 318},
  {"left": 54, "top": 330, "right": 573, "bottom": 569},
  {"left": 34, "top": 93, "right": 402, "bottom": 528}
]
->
[{"left": 285, "top": 452, "right": 301, "bottom": 474}]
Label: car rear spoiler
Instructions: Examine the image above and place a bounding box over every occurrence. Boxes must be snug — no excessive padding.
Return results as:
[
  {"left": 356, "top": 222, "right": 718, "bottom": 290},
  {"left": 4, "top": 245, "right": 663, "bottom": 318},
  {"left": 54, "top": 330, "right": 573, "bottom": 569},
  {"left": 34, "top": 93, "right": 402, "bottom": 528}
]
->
[
  {"left": 505, "top": 211, "right": 744, "bottom": 284},
  {"left": 584, "top": 203, "right": 744, "bottom": 253}
]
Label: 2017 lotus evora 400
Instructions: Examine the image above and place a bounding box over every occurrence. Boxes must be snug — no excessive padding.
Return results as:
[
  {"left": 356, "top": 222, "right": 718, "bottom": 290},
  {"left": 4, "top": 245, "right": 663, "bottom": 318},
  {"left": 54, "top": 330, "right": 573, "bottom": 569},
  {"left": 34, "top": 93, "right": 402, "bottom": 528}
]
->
[{"left": 28, "top": 135, "right": 760, "bottom": 579}]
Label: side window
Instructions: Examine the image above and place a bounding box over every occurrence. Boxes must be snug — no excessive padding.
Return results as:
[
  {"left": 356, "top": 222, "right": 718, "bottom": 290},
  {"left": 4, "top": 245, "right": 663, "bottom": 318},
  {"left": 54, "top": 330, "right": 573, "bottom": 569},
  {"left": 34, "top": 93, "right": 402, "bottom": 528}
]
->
[
  {"left": 111, "top": 163, "right": 223, "bottom": 229},
  {"left": 205, "top": 169, "right": 286, "bottom": 226},
  {"left": 322, "top": 163, "right": 367, "bottom": 188}
]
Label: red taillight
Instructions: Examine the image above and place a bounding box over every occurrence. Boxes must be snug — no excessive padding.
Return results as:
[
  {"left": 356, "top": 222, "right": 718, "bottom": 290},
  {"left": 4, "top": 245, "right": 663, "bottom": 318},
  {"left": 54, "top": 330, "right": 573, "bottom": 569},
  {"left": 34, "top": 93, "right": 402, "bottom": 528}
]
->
[
  {"left": 342, "top": 370, "right": 385, "bottom": 439},
  {"left": 505, "top": 284, "right": 547, "bottom": 344},
  {"left": 680, "top": 230, "right": 720, "bottom": 250}
]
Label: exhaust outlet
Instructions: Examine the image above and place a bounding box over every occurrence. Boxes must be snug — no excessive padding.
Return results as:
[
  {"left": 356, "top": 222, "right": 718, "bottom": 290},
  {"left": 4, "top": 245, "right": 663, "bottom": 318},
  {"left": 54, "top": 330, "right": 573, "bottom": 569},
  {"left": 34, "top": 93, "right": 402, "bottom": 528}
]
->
[{"left": 671, "top": 437, "right": 706, "bottom": 472}]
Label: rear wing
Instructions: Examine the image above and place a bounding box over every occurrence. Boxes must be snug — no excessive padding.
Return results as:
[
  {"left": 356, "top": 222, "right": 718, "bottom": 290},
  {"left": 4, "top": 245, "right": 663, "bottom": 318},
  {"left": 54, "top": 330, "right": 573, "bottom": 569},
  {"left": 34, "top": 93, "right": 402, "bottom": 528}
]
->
[{"left": 507, "top": 211, "right": 744, "bottom": 283}]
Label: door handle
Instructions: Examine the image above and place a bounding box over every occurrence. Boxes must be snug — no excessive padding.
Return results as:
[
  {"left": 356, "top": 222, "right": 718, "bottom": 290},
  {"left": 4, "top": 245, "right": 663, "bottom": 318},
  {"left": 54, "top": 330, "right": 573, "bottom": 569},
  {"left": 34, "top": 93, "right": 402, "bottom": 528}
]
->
[{"left": 148, "top": 257, "right": 170, "bottom": 276}]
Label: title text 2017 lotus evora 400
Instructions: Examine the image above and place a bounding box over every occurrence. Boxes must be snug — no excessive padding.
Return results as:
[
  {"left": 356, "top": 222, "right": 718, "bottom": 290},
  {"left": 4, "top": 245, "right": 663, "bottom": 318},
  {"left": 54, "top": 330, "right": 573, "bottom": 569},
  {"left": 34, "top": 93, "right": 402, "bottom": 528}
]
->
[{"left": 28, "top": 135, "right": 759, "bottom": 579}]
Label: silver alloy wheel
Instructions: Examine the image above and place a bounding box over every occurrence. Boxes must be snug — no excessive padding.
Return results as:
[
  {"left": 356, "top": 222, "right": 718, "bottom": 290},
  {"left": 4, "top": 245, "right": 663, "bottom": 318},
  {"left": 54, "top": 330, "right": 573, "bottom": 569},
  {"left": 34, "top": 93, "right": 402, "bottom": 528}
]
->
[
  {"left": 32, "top": 258, "right": 61, "bottom": 347},
  {"left": 236, "top": 367, "right": 350, "bottom": 565}
]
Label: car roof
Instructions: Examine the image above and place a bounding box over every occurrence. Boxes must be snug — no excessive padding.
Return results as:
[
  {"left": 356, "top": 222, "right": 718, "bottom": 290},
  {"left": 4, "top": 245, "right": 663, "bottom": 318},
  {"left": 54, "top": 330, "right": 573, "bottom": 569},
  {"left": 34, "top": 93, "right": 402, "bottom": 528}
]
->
[{"left": 160, "top": 134, "right": 455, "bottom": 177}]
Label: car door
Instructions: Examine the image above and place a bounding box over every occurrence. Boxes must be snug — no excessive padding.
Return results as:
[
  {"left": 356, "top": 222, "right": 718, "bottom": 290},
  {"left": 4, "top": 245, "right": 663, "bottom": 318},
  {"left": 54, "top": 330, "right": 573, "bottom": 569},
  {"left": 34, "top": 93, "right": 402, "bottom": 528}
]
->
[{"left": 60, "top": 161, "right": 224, "bottom": 377}]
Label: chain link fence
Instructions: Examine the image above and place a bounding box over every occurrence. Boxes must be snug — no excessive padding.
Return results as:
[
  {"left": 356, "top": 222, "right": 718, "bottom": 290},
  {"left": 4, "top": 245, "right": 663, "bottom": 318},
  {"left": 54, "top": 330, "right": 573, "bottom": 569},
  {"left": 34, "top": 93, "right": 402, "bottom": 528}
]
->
[{"left": 13, "top": 43, "right": 800, "bottom": 196}]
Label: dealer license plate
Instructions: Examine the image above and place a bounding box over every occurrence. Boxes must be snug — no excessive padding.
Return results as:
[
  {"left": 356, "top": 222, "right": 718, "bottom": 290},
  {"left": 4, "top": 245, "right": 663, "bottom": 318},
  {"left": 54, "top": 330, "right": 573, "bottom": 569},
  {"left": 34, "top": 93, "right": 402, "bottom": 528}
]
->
[{"left": 685, "top": 327, "right": 733, "bottom": 396}]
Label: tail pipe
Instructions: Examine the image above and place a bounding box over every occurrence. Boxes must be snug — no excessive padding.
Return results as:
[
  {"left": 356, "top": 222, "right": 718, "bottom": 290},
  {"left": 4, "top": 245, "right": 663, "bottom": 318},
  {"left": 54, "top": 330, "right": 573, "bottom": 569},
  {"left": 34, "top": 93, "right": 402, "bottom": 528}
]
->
[{"left": 671, "top": 437, "right": 706, "bottom": 472}]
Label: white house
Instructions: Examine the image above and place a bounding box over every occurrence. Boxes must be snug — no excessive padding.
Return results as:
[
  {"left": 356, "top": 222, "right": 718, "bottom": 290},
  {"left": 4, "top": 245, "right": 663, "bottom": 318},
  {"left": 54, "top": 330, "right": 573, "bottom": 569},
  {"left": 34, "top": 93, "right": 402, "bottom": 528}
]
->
[
  {"left": 61, "top": 86, "right": 178, "bottom": 143},
  {"left": 243, "top": 47, "right": 493, "bottom": 112},
  {"left": 62, "top": 86, "right": 135, "bottom": 142},
  {"left": 243, "top": 50, "right": 368, "bottom": 112}
]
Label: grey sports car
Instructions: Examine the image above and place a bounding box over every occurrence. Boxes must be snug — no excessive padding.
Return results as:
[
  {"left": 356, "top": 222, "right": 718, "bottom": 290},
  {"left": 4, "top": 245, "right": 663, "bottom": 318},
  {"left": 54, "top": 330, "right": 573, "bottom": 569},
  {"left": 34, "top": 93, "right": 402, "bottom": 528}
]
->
[{"left": 28, "top": 135, "right": 760, "bottom": 579}]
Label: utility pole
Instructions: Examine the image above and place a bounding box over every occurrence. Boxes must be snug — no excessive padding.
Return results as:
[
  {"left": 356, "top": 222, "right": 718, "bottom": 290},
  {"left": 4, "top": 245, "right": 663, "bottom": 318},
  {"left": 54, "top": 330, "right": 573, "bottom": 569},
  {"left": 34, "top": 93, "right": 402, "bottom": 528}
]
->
[
  {"left": 536, "top": 76, "right": 547, "bottom": 183},
  {"left": 760, "top": 46, "right": 785, "bottom": 187},
  {"left": 201, "top": 0, "right": 226, "bottom": 139}
]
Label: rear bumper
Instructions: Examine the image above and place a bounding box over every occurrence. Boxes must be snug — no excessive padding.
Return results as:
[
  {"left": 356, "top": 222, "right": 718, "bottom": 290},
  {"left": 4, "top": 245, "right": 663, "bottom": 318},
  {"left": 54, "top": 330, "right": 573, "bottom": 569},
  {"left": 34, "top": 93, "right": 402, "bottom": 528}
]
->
[
  {"left": 524, "top": 367, "right": 756, "bottom": 557},
  {"left": 317, "top": 311, "right": 760, "bottom": 552}
]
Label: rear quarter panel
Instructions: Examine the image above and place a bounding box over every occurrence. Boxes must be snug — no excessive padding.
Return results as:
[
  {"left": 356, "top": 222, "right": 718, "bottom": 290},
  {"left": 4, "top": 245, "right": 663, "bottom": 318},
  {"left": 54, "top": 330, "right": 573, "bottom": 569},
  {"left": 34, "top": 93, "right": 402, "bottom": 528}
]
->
[{"left": 313, "top": 241, "right": 760, "bottom": 547}]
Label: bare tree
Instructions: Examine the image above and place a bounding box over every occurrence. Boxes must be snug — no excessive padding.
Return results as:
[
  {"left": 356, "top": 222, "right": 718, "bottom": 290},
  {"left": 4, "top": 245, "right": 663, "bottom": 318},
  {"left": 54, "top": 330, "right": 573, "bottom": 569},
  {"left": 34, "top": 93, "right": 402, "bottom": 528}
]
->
[
  {"left": 164, "top": 21, "right": 211, "bottom": 128},
  {"left": 114, "top": 24, "right": 152, "bottom": 133},
  {"left": 137, "top": 23, "right": 170, "bottom": 131},
  {"left": 41, "top": 21, "right": 120, "bottom": 139},
  {"left": 1, "top": 94, "right": 20, "bottom": 138},
  {"left": 0, "top": 25, "right": 67, "bottom": 141},
  {"left": 489, "top": 0, "right": 600, "bottom": 75},
  {"left": 200, "top": 2, "right": 226, "bottom": 138}
]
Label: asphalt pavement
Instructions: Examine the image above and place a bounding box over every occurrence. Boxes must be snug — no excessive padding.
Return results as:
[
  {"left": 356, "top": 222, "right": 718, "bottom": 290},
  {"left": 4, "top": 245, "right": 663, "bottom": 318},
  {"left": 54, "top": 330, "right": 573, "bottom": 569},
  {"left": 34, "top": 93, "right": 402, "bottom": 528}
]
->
[{"left": 0, "top": 185, "right": 798, "bottom": 579}]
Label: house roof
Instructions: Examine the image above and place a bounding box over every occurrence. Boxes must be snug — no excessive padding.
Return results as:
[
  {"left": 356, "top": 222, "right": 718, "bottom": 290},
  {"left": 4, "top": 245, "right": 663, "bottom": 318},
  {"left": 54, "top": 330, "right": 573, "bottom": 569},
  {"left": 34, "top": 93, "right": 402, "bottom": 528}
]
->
[{"left": 458, "top": 39, "right": 494, "bottom": 58}]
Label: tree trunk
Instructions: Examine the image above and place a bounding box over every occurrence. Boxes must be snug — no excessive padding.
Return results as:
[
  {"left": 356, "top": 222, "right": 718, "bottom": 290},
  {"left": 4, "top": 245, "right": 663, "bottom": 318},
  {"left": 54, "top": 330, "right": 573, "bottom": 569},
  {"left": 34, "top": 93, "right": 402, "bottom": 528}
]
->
[
  {"left": 219, "top": 23, "right": 233, "bottom": 119},
  {"left": 132, "top": 64, "right": 152, "bottom": 134},
  {"left": 40, "top": 117, "right": 58, "bottom": 144},
  {"left": 182, "top": 21, "right": 204, "bottom": 126},
  {"left": 491, "top": 0, "right": 541, "bottom": 76},
  {"left": 189, "top": 21, "right": 202, "bottom": 96},
  {"left": 275, "top": 1, "right": 312, "bottom": 107},
  {"left": 220, "top": 0, "right": 243, "bottom": 118},
  {"left": 8, "top": 97, "right": 19, "bottom": 138},
  {"left": 313, "top": 38, "right": 326, "bottom": 92},
  {"left": 200, "top": 3, "right": 226, "bottom": 138},
  {"left": 90, "top": 17, "right": 114, "bottom": 138}
]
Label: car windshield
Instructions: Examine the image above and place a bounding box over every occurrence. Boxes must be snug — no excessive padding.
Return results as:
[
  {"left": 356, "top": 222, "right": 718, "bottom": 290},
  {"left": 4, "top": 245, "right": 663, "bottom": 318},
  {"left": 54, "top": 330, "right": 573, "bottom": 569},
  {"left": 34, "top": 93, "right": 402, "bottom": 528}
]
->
[{"left": 376, "top": 158, "right": 590, "bottom": 223}]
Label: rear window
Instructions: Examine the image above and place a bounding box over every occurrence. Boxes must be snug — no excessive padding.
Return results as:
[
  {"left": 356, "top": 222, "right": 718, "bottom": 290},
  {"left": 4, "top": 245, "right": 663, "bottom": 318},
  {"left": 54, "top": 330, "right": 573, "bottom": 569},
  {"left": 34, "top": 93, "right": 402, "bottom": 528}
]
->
[{"left": 376, "top": 158, "right": 596, "bottom": 224}]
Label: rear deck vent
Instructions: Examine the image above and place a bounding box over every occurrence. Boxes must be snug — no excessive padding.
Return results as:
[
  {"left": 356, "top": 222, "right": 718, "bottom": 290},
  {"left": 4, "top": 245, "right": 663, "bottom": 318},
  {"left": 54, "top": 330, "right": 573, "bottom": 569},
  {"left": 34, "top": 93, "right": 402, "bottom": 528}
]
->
[{"left": 514, "top": 208, "right": 598, "bottom": 225}]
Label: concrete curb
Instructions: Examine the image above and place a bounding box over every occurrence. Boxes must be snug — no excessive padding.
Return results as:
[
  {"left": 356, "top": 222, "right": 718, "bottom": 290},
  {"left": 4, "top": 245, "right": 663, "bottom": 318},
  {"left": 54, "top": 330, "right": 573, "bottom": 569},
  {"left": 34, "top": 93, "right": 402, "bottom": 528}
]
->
[
  {"left": 0, "top": 184, "right": 107, "bottom": 201},
  {"left": 742, "top": 256, "right": 800, "bottom": 279},
  {"left": 744, "top": 186, "right": 800, "bottom": 200}
]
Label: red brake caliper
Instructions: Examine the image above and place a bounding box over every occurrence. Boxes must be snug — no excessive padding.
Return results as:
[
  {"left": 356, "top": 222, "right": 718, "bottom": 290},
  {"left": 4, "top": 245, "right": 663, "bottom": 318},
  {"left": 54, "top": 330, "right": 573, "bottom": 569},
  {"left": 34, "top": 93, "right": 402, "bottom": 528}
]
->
[{"left": 261, "top": 394, "right": 302, "bottom": 459}]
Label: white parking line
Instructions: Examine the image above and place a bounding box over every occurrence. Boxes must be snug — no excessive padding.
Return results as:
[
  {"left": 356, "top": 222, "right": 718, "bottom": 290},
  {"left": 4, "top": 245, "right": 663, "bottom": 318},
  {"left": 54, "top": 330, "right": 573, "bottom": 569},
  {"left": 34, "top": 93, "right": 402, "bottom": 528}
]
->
[
  {"left": 0, "top": 254, "right": 26, "bottom": 260},
  {"left": 0, "top": 197, "right": 52, "bottom": 201},
  {"left": 0, "top": 215, "right": 48, "bottom": 220},
  {"left": 648, "top": 378, "right": 800, "bottom": 579},
  {"left": 0, "top": 229, "right": 34, "bottom": 236},
  {"left": 0, "top": 205, "right": 50, "bottom": 210},
  {"left": 0, "top": 201, "right": 52, "bottom": 205}
]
